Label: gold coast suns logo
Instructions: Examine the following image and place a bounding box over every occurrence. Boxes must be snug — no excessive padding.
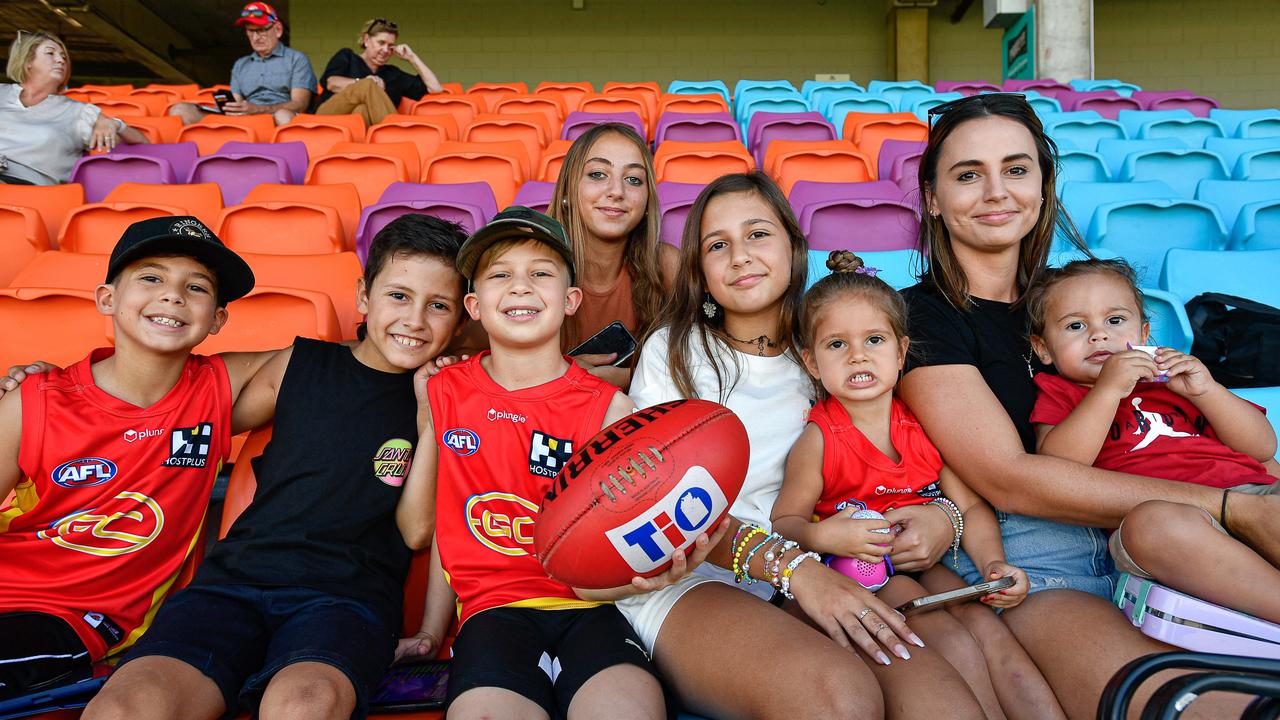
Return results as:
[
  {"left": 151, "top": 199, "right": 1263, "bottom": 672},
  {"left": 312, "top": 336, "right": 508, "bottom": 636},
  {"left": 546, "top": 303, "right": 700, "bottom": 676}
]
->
[
  {"left": 465, "top": 491, "right": 537, "bottom": 556},
  {"left": 37, "top": 491, "right": 164, "bottom": 556}
]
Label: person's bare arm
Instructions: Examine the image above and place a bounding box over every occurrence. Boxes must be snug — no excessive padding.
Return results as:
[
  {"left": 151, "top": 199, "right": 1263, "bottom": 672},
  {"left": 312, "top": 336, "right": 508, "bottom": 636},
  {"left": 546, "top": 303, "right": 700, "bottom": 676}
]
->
[
  {"left": 1037, "top": 351, "right": 1157, "bottom": 463},
  {"left": 325, "top": 75, "right": 359, "bottom": 93},
  {"left": 228, "top": 348, "right": 292, "bottom": 434},
  {"left": 396, "top": 373, "right": 438, "bottom": 550},
  {"left": 221, "top": 349, "right": 286, "bottom": 406},
  {"left": 395, "top": 539, "right": 454, "bottom": 662},
  {"left": 1158, "top": 348, "right": 1277, "bottom": 461},
  {"left": 0, "top": 389, "right": 23, "bottom": 500},
  {"left": 394, "top": 45, "right": 443, "bottom": 94},
  {"left": 899, "top": 364, "right": 1226, "bottom": 529}
]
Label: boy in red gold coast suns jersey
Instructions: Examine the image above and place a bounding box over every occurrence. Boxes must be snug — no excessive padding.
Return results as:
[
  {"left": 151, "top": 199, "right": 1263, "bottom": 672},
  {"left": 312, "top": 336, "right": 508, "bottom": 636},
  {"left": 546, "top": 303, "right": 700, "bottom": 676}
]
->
[
  {"left": 0, "top": 216, "right": 265, "bottom": 700},
  {"left": 394, "top": 208, "right": 710, "bottom": 719}
]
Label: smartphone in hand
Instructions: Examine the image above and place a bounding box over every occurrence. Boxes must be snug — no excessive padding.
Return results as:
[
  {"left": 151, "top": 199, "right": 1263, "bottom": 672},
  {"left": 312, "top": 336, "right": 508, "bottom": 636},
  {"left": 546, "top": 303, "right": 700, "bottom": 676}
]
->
[
  {"left": 568, "top": 321, "right": 637, "bottom": 367},
  {"left": 895, "top": 576, "right": 1015, "bottom": 616}
]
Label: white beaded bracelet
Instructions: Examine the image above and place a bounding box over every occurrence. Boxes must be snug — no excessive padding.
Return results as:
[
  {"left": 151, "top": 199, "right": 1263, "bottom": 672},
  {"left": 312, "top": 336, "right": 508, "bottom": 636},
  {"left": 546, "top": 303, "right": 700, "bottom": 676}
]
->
[{"left": 780, "top": 551, "right": 821, "bottom": 600}]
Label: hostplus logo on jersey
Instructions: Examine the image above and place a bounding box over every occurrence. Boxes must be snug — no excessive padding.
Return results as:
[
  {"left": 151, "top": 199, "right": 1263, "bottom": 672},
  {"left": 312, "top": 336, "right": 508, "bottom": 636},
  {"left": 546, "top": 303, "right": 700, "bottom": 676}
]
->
[
  {"left": 123, "top": 428, "right": 164, "bottom": 444},
  {"left": 162, "top": 423, "right": 213, "bottom": 467},
  {"left": 604, "top": 466, "right": 728, "bottom": 574},
  {"left": 528, "top": 431, "right": 572, "bottom": 478},
  {"left": 443, "top": 428, "right": 479, "bottom": 456},
  {"left": 51, "top": 457, "right": 117, "bottom": 488}
]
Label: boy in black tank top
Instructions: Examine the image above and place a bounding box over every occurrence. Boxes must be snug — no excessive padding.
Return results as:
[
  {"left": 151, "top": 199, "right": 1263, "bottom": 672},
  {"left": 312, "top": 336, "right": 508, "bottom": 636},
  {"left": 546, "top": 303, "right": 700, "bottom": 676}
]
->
[{"left": 80, "top": 215, "right": 470, "bottom": 720}]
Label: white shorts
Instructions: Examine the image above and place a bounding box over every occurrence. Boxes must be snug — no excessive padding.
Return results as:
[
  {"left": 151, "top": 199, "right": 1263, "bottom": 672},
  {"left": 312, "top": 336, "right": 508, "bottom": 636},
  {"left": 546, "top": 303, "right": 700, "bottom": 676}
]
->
[{"left": 615, "top": 562, "right": 777, "bottom": 654}]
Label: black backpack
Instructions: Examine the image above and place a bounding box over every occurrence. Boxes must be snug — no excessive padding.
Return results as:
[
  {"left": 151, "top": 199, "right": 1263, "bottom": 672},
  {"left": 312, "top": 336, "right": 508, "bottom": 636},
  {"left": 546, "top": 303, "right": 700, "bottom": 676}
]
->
[{"left": 1186, "top": 292, "right": 1280, "bottom": 388}]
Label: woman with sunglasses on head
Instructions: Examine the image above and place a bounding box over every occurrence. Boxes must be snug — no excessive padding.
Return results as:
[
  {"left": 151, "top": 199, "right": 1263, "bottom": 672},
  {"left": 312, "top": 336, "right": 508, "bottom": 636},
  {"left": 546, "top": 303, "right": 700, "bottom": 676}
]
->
[
  {"left": 1, "top": 30, "right": 147, "bottom": 185},
  {"left": 897, "top": 92, "right": 1277, "bottom": 717},
  {"left": 315, "top": 18, "right": 443, "bottom": 127}
]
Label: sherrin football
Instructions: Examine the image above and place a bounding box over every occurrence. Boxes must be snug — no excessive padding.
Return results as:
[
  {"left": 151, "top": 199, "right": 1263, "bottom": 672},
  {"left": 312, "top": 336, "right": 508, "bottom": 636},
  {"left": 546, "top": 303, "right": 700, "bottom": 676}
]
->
[{"left": 534, "top": 399, "right": 749, "bottom": 589}]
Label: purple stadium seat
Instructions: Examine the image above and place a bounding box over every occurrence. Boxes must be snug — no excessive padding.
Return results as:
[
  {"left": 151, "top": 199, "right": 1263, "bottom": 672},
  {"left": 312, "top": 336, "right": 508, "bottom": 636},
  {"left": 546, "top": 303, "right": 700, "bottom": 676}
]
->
[
  {"left": 791, "top": 181, "right": 920, "bottom": 252},
  {"left": 188, "top": 155, "right": 290, "bottom": 206},
  {"left": 1003, "top": 79, "right": 1072, "bottom": 99},
  {"left": 657, "top": 181, "right": 706, "bottom": 246},
  {"left": 1134, "top": 91, "right": 1219, "bottom": 117},
  {"left": 217, "top": 141, "right": 309, "bottom": 184},
  {"left": 70, "top": 154, "right": 177, "bottom": 202},
  {"left": 111, "top": 142, "right": 199, "bottom": 182},
  {"left": 935, "top": 81, "right": 1001, "bottom": 96},
  {"left": 513, "top": 181, "right": 555, "bottom": 214},
  {"left": 654, "top": 112, "right": 740, "bottom": 147},
  {"left": 356, "top": 200, "right": 490, "bottom": 262},
  {"left": 379, "top": 181, "right": 498, "bottom": 221},
  {"left": 747, "top": 112, "right": 837, "bottom": 168},
  {"left": 560, "top": 111, "right": 645, "bottom": 141},
  {"left": 877, "top": 140, "right": 926, "bottom": 185},
  {"left": 1062, "top": 91, "right": 1141, "bottom": 120}
]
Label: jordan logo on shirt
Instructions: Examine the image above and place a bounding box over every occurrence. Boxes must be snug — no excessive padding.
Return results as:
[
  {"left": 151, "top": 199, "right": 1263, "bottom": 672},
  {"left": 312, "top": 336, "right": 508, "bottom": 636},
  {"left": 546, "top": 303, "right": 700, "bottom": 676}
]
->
[
  {"left": 162, "top": 423, "right": 213, "bottom": 467},
  {"left": 1128, "top": 398, "right": 1197, "bottom": 452}
]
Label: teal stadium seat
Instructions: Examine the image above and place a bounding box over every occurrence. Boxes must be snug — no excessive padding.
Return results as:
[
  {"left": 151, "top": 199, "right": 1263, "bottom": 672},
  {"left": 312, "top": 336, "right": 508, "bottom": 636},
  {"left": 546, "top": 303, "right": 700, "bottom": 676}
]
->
[
  {"left": 825, "top": 96, "right": 896, "bottom": 135},
  {"left": 1204, "top": 137, "right": 1280, "bottom": 171},
  {"left": 1018, "top": 90, "right": 1063, "bottom": 116},
  {"left": 1060, "top": 179, "right": 1177, "bottom": 238},
  {"left": 812, "top": 87, "right": 873, "bottom": 116},
  {"left": 1070, "top": 79, "right": 1142, "bottom": 96},
  {"left": 1116, "top": 109, "right": 1194, "bottom": 138},
  {"left": 1234, "top": 387, "right": 1280, "bottom": 440},
  {"left": 1238, "top": 116, "right": 1280, "bottom": 139},
  {"left": 1058, "top": 149, "right": 1111, "bottom": 183},
  {"left": 1118, "top": 148, "right": 1229, "bottom": 198},
  {"left": 1208, "top": 108, "right": 1280, "bottom": 137},
  {"left": 1232, "top": 148, "right": 1280, "bottom": 180},
  {"left": 1096, "top": 137, "right": 1186, "bottom": 176},
  {"left": 668, "top": 80, "right": 730, "bottom": 104},
  {"left": 1229, "top": 200, "right": 1280, "bottom": 250},
  {"left": 1043, "top": 111, "right": 1126, "bottom": 151},
  {"left": 907, "top": 92, "right": 964, "bottom": 120},
  {"left": 1140, "top": 287, "right": 1194, "bottom": 353},
  {"left": 806, "top": 248, "right": 921, "bottom": 291},
  {"left": 1086, "top": 198, "right": 1227, "bottom": 285},
  {"left": 1137, "top": 117, "right": 1226, "bottom": 147},
  {"left": 867, "top": 80, "right": 934, "bottom": 112},
  {"left": 1195, "top": 178, "right": 1280, "bottom": 236},
  {"left": 802, "top": 80, "right": 864, "bottom": 101},
  {"left": 1160, "top": 248, "right": 1280, "bottom": 308}
]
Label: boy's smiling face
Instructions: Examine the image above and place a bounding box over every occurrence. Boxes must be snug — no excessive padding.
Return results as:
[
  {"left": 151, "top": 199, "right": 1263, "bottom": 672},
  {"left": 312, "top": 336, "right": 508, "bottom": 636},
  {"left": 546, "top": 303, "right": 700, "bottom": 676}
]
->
[
  {"left": 464, "top": 240, "right": 581, "bottom": 351},
  {"left": 355, "top": 253, "right": 464, "bottom": 373},
  {"left": 98, "top": 255, "right": 228, "bottom": 354}
]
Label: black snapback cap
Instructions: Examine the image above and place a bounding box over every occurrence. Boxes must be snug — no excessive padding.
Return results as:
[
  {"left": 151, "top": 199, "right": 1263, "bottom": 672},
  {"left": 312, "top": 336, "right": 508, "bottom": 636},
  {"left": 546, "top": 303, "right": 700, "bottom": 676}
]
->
[
  {"left": 105, "top": 216, "right": 255, "bottom": 304},
  {"left": 456, "top": 206, "right": 575, "bottom": 284}
]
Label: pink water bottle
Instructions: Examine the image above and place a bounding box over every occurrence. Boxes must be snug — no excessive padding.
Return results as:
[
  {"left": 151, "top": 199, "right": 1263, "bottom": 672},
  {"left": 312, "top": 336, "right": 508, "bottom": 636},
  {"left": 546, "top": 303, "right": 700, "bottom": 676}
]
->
[{"left": 824, "top": 509, "right": 893, "bottom": 591}]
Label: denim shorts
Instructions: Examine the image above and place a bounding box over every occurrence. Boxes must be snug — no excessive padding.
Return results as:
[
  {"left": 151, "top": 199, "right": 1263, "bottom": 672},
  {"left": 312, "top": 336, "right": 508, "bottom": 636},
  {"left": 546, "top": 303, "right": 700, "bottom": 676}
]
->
[{"left": 943, "top": 512, "right": 1117, "bottom": 599}]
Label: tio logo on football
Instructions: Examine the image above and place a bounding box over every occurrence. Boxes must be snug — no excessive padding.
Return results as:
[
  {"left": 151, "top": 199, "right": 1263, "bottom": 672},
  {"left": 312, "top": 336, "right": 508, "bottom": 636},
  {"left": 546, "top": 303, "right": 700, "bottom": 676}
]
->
[{"left": 605, "top": 466, "right": 728, "bottom": 574}]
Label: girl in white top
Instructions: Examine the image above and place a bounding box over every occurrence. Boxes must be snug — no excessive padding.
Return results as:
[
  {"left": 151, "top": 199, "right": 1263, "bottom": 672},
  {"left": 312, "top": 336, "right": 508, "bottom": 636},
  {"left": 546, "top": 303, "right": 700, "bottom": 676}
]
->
[
  {"left": 1, "top": 31, "right": 146, "bottom": 185},
  {"left": 617, "top": 172, "right": 984, "bottom": 720}
]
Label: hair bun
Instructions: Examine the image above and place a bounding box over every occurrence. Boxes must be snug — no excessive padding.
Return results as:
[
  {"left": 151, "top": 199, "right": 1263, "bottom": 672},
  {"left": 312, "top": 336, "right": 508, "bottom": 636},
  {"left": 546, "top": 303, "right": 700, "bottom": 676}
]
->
[{"left": 826, "top": 250, "right": 865, "bottom": 274}]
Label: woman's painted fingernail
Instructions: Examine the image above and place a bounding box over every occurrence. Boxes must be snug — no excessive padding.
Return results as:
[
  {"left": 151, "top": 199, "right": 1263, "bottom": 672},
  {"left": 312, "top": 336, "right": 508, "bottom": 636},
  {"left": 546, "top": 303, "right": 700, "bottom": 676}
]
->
[
  {"left": 895, "top": 645, "right": 911, "bottom": 660},
  {"left": 876, "top": 651, "right": 892, "bottom": 666}
]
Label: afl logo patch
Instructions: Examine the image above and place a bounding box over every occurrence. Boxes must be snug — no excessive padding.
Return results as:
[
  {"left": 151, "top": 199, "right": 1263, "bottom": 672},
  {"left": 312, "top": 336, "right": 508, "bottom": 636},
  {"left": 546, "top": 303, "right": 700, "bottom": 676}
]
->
[
  {"left": 52, "top": 457, "right": 118, "bottom": 488},
  {"left": 443, "top": 428, "right": 479, "bottom": 456}
]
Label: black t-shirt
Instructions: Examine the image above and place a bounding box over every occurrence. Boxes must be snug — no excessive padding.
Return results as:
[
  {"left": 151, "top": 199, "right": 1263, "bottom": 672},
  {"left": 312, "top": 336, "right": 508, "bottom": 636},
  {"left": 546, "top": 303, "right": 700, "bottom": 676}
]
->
[
  {"left": 196, "top": 338, "right": 417, "bottom": 627},
  {"left": 901, "top": 282, "right": 1045, "bottom": 454},
  {"left": 318, "top": 47, "right": 428, "bottom": 108}
]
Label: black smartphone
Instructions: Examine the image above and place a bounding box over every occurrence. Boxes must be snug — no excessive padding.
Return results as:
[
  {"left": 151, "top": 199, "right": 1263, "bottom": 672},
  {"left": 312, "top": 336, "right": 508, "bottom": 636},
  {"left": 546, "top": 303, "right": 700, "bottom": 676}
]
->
[
  {"left": 895, "top": 576, "right": 1015, "bottom": 616},
  {"left": 368, "top": 659, "right": 449, "bottom": 712},
  {"left": 212, "top": 89, "right": 235, "bottom": 111},
  {"left": 568, "top": 320, "right": 637, "bottom": 367}
]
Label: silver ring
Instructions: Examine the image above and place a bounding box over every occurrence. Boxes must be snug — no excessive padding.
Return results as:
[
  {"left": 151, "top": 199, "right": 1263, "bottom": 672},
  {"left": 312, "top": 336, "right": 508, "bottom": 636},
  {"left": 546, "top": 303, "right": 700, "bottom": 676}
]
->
[
  {"left": 856, "top": 608, "right": 872, "bottom": 621},
  {"left": 874, "top": 622, "right": 889, "bottom": 633}
]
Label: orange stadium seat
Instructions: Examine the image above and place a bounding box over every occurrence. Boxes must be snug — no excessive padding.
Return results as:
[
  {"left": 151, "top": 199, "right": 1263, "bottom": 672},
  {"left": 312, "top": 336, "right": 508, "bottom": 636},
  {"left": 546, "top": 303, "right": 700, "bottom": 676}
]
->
[
  {"left": 79, "top": 84, "right": 133, "bottom": 95},
  {"left": 146, "top": 83, "right": 200, "bottom": 96},
  {"left": 534, "top": 81, "right": 593, "bottom": 113},
  {"left": 842, "top": 112, "right": 928, "bottom": 174},
  {"left": 653, "top": 140, "right": 755, "bottom": 184},
  {"left": 271, "top": 114, "right": 365, "bottom": 158},
  {"left": 367, "top": 116, "right": 453, "bottom": 163},
  {"left": 439, "top": 82, "right": 463, "bottom": 94},
  {"left": 217, "top": 202, "right": 346, "bottom": 255},
  {"left": 0, "top": 288, "right": 108, "bottom": 370},
  {"left": 105, "top": 182, "right": 224, "bottom": 227},
  {"left": 125, "top": 115, "right": 184, "bottom": 143},
  {"left": 422, "top": 141, "right": 526, "bottom": 208},
  {"left": 603, "top": 81, "right": 660, "bottom": 125},
  {"left": 94, "top": 98, "right": 150, "bottom": 118},
  {"left": 0, "top": 183, "right": 84, "bottom": 248},
  {"left": 765, "top": 140, "right": 874, "bottom": 195},
  {"left": 240, "top": 252, "right": 363, "bottom": 339},
  {"left": 6, "top": 251, "right": 108, "bottom": 291},
  {"left": 463, "top": 114, "right": 549, "bottom": 173},
  {"left": 122, "top": 91, "right": 173, "bottom": 116},
  {"left": 178, "top": 122, "right": 257, "bottom": 155},
  {"left": 579, "top": 93, "right": 651, "bottom": 137},
  {"left": 494, "top": 95, "right": 566, "bottom": 129},
  {"left": 0, "top": 205, "right": 51, "bottom": 287},
  {"left": 244, "top": 183, "right": 362, "bottom": 247},
  {"left": 307, "top": 141, "right": 420, "bottom": 205},
  {"left": 193, "top": 286, "right": 342, "bottom": 355},
  {"left": 538, "top": 139, "right": 573, "bottom": 182},
  {"left": 410, "top": 95, "right": 484, "bottom": 129},
  {"left": 465, "top": 82, "right": 528, "bottom": 112},
  {"left": 659, "top": 92, "right": 730, "bottom": 115},
  {"left": 58, "top": 202, "right": 188, "bottom": 254},
  {"left": 64, "top": 89, "right": 110, "bottom": 103}
]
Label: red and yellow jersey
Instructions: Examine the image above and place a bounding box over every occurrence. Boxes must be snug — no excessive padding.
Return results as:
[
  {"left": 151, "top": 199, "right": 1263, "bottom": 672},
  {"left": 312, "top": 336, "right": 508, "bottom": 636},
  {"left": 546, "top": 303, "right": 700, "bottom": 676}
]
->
[
  {"left": 0, "top": 348, "right": 232, "bottom": 661},
  {"left": 429, "top": 353, "right": 616, "bottom": 626}
]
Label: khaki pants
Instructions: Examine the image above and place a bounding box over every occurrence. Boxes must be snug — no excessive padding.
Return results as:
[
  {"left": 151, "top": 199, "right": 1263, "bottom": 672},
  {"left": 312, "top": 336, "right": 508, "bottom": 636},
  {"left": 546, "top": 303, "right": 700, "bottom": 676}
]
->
[{"left": 316, "top": 77, "right": 396, "bottom": 127}]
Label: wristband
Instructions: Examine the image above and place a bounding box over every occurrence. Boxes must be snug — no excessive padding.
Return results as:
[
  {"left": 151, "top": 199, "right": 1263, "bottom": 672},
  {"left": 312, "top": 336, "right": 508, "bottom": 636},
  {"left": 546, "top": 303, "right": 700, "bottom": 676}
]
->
[{"left": 113, "top": 117, "right": 127, "bottom": 134}]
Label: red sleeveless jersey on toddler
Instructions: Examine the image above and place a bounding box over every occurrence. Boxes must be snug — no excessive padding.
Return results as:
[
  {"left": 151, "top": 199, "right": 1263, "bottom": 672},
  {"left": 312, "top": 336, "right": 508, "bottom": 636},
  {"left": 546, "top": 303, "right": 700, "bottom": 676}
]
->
[
  {"left": 1, "top": 347, "right": 231, "bottom": 661},
  {"left": 429, "top": 353, "right": 617, "bottom": 626},
  {"left": 809, "top": 395, "right": 944, "bottom": 519}
]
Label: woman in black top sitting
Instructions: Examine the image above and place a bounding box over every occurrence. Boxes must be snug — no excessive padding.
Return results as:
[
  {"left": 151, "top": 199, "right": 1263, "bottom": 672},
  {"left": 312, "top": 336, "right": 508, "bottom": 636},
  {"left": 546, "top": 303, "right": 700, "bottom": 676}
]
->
[{"left": 315, "top": 18, "right": 443, "bottom": 126}]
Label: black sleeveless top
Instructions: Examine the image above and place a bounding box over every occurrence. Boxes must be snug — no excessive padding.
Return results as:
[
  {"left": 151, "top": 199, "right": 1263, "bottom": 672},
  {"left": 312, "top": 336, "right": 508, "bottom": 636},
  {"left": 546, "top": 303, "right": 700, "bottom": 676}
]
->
[{"left": 196, "top": 338, "right": 418, "bottom": 626}]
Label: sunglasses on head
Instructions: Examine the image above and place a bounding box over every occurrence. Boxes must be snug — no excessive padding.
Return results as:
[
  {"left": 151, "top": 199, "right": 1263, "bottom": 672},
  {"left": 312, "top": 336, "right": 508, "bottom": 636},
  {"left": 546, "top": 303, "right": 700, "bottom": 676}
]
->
[
  {"left": 926, "top": 92, "right": 1030, "bottom": 126},
  {"left": 241, "top": 7, "right": 277, "bottom": 20},
  {"left": 371, "top": 18, "right": 399, "bottom": 31}
]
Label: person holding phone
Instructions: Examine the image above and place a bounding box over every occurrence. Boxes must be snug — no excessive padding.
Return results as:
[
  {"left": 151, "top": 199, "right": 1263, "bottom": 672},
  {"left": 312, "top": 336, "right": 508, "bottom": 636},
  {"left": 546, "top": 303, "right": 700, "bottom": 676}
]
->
[
  {"left": 169, "top": 2, "right": 315, "bottom": 126},
  {"left": 314, "top": 18, "right": 443, "bottom": 127}
]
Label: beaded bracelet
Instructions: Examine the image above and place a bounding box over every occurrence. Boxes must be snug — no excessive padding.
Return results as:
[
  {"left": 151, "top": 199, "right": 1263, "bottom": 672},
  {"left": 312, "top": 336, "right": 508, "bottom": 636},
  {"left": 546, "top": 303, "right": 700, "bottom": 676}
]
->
[
  {"left": 765, "top": 538, "right": 795, "bottom": 587},
  {"left": 780, "top": 551, "right": 822, "bottom": 600},
  {"left": 732, "top": 525, "right": 765, "bottom": 582},
  {"left": 928, "top": 497, "right": 964, "bottom": 564},
  {"left": 742, "top": 533, "right": 779, "bottom": 585}
]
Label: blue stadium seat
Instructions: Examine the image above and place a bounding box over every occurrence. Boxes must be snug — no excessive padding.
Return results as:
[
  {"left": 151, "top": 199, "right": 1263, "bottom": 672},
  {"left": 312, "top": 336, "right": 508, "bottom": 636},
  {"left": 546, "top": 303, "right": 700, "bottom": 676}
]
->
[
  {"left": 1239, "top": 116, "right": 1280, "bottom": 139},
  {"left": 1229, "top": 200, "right": 1280, "bottom": 250},
  {"left": 867, "top": 80, "right": 934, "bottom": 112},
  {"left": 1136, "top": 117, "right": 1226, "bottom": 147},
  {"left": 802, "top": 80, "right": 864, "bottom": 100},
  {"left": 1047, "top": 246, "right": 1121, "bottom": 267},
  {"left": 1204, "top": 136, "right": 1280, "bottom": 170},
  {"left": 1140, "top": 287, "right": 1194, "bottom": 353},
  {"left": 1115, "top": 109, "right": 1193, "bottom": 138},
  {"left": 813, "top": 88, "right": 874, "bottom": 117},
  {"left": 825, "top": 96, "right": 896, "bottom": 135},
  {"left": 1160, "top": 248, "right": 1280, "bottom": 308},
  {"left": 1058, "top": 149, "right": 1111, "bottom": 183},
  {"left": 1233, "top": 387, "right": 1280, "bottom": 440},
  {"left": 1087, "top": 199, "right": 1227, "bottom": 285},
  {"left": 1208, "top": 108, "right": 1280, "bottom": 137},
  {"left": 668, "top": 80, "right": 731, "bottom": 103},
  {"left": 1070, "top": 79, "right": 1141, "bottom": 96},
  {"left": 906, "top": 92, "right": 964, "bottom": 120},
  {"left": 736, "top": 96, "right": 810, "bottom": 133},
  {"left": 806, "top": 248, "right": 921, "bottom": 291},
  {"left": 1232, "top": 148, "right": 1280, "bottom": 180},
  {"left": 1118, "top": 148, "right": 1229, "bottom": 198},
  {"left": 1019, "top": 90, "right": 1063, "bottom": 116},
  {"left": 1195, "top": 178, "right": 1280, "bottom": 236},
  {"left": 1096, "top": 137, "right": 1186, "bottom": 176},
  {"left": 733, "top": 79, "right": 797, "bottom": 102},
  {"left": 1060, "top": 179, "right": 1177, "bottom": 234},
  {"left": 1043, "top": 112, "right": 1126, "bottom": 151}
]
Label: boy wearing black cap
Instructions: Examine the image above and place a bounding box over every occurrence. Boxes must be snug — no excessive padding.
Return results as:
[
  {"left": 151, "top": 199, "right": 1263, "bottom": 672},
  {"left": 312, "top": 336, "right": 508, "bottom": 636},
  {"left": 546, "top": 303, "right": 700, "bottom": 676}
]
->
[
  {"left": 395, "top": 208, "right": 681, "bottom": 719},
  {"left": 0, "top": 216, "right": 262, "bottom": 699}
]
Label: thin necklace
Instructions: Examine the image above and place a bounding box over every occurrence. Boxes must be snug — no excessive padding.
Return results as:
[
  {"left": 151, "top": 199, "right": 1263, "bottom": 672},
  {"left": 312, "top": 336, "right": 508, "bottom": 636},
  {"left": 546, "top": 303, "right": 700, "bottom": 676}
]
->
[{"left": 725, "top": 332, "right": 778, "bottom": 356}]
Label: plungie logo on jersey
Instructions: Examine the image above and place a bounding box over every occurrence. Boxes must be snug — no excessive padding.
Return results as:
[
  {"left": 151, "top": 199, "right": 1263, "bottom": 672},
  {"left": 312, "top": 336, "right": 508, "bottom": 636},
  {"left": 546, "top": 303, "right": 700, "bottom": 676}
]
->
[
  {"left": 38, "top": 491, "right": 165, "bottom": 556},
  {"left": 604, "top": 466, "right": 727, "bottom": 574},
  {"left": 51, "top": 457, "right": 117, "bottom": 488},
  {"left": 465, "top": 491, "right": 538, "bottom": 556},
  {"left": 373, "top": 438, "right": 413, "bottom": 487}
]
